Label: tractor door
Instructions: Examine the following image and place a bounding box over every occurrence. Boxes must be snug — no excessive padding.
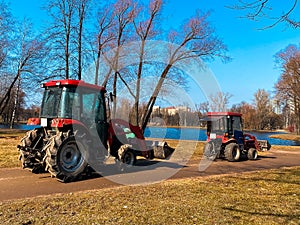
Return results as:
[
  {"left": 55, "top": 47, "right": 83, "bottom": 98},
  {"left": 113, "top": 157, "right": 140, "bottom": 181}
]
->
[
  {"left": 231, "top": 116, "right": 244, "bottom": 145},
  {"left": 94, "top": 91, "right": 108, "bottom": 148}
]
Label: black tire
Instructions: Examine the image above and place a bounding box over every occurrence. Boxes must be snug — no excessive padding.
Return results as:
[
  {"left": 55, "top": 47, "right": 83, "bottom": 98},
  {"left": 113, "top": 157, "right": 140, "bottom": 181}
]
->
[
  {"left": 203, "top": 142, "right": 217, "bottom": 161},
  {"left": 18, "top": 128, "right": 45, "bottom": 172},
  {"left": 45, "top": 133, "right": 87, "bottom": 182},
  {"left": 225, "top": 143, "right": 240, "bottom": 162},
  {"left": 118, "top": 144, "right": 136, "bottom": 169},
  {"left": 247, "top": 148, "right": 258, "bottom": 160}
]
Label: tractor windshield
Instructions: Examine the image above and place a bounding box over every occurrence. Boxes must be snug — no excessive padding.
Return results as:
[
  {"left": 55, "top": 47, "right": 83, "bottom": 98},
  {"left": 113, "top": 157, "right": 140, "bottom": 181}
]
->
[
  {"left": 40, "top": 87, "right": 62, "bottom": 118},
  {"left": 40, "top": 86, "right": 106, "bottom": 125},
  {"left": 206, "top": 115, "right": 243, "bottom": 136},
  {"left": 208, "top": 116, "right": 228, "bottom": 134}
]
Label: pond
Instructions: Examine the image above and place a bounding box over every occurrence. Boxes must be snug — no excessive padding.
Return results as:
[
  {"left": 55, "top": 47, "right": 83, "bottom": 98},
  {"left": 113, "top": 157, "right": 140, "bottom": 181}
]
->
[
  {"left": 1, "top": 124, "right": 299, "bottom": 146},
  {"left": 144, "top": 127, "right": 300, "bottom": 146}
]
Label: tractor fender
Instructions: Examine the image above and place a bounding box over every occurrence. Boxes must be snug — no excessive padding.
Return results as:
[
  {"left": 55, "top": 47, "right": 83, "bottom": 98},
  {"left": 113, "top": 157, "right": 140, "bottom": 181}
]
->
[
  {"left": 222, "top": 138, "right": 237, "bottom": 146},
  {"left": 108, "top": 119, "right": 150, "bottom": 158},
  {"left": 51, "top": 118, "right": 91, "bottom": 139}
]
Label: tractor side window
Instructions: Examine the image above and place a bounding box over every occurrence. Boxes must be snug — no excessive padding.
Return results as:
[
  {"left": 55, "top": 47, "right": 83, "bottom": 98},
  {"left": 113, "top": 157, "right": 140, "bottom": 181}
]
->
[
  {"left": 82, "top": 92, "right": 97, "bottom": 124},
  {"left": 95, "top": 91, "right": 106, "bottom": 122},
  {"left": 232, "top": 116, "right": 242, "bottom": 131}
]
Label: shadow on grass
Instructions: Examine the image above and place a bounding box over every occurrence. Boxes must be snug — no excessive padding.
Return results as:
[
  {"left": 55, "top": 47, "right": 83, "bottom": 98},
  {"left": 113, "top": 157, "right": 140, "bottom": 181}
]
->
[{"left": 222, "top": 206, "right": 299, "bottom": 223}]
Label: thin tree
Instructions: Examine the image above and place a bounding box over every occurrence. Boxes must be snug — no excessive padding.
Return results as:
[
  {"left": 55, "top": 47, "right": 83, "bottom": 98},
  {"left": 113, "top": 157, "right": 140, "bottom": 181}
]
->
[
  {"left": 132, "top": 0, "right": 162, "bottom": 126},
  {"left": 46, "top": 0, "right": 76, "bottom": 79},
  {"left": 209, "top": 92, "right": 232, "bottom": 112},
  {"left": 101, "top": 0, "right": 137, "bottom": 118},
  {"left": 140, "top": 11, "right": 229, "bottom": 131},
  {"left": 0, "top": 19, "right": 45, "bottom": 123},
  {"left": 275, "top": 44, "right": 300, "bottom": 133},
  {"left": 75, "top": 0, "right": 91, "bottom": 80},
  {"left": 94, "top": 6, "right": 115, "bottom": 85},
  {"left": 253, "top": 89, "right": 271, "bottom": 130}
]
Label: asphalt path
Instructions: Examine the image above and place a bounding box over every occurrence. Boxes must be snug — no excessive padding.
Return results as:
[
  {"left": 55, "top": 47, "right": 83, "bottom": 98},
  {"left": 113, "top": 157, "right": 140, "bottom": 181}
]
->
[{"left": 0, "top": 148, "right": 300, "bottom": 202}]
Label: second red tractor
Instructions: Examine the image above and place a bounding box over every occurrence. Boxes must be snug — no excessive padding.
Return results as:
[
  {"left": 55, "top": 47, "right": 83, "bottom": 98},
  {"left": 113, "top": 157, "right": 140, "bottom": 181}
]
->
[{"left": 203, "top": 112, "right": 271, "bottom": 162}]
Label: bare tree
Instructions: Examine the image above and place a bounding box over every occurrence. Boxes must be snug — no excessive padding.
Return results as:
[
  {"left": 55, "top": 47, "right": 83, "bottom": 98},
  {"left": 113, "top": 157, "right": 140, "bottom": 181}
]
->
[
  {"left": 140, "top": 11, "right": 229, "bottom": 131},
  {"left": 0, "top": 1, "right": 13, "bottom": 70},
  {"left": 46, "top": 0, "right": 76, "bottom": 79},
  {"left": 0, "top": 19, "right": 46, "bottom": 126},
  {"left": 275, "top": 44, "right": 300, "bottom": 133},
  {"left": 101, "top": 0, "right": 137, "bottom": 118},
  {"left": 196, "top": 101, "right": 210, "bottom": 117},
  {"left": 209, "top": 92, "right": 232, "bottom": 112},
  {"left": 75, "top": 0, "right": 89, "bottom": 80},
  {"left": 253, "top": 89, "right": 272, "bottom": 130},
  {"left": 132, "top": 0, "right": 162, "bottom": 126},
  {"left": 230, "top": 0, "right": 300, "bottom": 29},
  {"left": 94, "top": 5, "right": 115, "bottom": 85}
]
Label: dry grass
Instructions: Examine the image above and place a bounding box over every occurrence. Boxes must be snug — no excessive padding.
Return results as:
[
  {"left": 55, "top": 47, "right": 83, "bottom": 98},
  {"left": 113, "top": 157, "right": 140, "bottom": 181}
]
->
[
  {"left": 271, "top": 145, "right": 300, "bottom": 152},
  {"left": 0, "top": 130, "right": 300, "bottom": 224},
  {"left": 270, "top": 133, "right": 300, "bottom": 142},
  {"left": 0, "top": 129, "right": 25, "bottom": 168},
  {"left": 0, "top": 166, "right": 299, "bottom": 225}
]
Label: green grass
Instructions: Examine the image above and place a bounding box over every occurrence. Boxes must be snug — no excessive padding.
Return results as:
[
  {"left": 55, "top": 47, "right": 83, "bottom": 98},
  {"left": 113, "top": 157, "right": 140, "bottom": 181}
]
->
[{"left": 0, "top": 167, "right": 299, "bottom": 225}]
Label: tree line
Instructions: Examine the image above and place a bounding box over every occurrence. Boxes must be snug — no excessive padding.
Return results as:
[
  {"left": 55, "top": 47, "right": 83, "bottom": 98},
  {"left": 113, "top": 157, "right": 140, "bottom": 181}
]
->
[
  {"left": 0, "top": 0, "right": 228, "bottom": 129},
  {"left": 1, "top": 0, "right": 299, "bottom": 133}
]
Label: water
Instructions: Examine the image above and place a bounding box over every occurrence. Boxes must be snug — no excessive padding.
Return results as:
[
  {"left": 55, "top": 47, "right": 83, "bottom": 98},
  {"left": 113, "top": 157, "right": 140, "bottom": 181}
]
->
[
  {"left": 144, "top": 127, "right": 300, "bottom": 146},
  {"left": 1, "top": 124, "right": 299, "bottom": 146},
  {"left": 0, "top": 124, "right": 40, "bottom": 130}
]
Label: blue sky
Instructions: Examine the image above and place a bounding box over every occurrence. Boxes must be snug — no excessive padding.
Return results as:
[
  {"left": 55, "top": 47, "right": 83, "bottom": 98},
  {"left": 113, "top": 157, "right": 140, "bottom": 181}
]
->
[{"left": 8, "top": 0, "right": 300, "bottom": 106}]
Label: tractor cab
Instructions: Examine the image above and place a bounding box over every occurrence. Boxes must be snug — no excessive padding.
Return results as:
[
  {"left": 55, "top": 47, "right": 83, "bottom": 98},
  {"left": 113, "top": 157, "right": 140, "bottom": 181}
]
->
[
  {"left": 40, "top": 80, "right": 106, "bottom": 126},
  {"left": 39, "top": 80, "right": 108, "bottom": 143},
  {"left": 205, "top": 112, "right": 244, "bottom": 144}
]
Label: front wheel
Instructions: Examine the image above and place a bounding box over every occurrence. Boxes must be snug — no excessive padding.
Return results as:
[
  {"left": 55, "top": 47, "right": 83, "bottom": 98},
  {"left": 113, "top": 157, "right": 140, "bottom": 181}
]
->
[
  {"left": 117, "top": 144, "right": 136, "bottom": 171},
  {"left": 18, "top": 128, "right": 45, "bottom": 173},
  {"left": 225, "top": 143, "right": 240, "bottom": 162},
  {"left": 203, "top": 142, "right": 217, "bottom": 161},
  {"left": 247, "top": 148, "right": 258, "bottom": 160}
]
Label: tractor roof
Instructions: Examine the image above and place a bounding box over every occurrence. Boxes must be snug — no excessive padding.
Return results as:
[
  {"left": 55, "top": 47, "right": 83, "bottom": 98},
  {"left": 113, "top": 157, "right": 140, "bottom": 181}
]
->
[
  {"left": 200, "top": 112, "right": 242, "bottom": 122},
  {"left": 207, "top": 112, "right": 242, "bottom": 117},
  {"left": 42, "top": 79, "right": 106, "bottom": 91}
]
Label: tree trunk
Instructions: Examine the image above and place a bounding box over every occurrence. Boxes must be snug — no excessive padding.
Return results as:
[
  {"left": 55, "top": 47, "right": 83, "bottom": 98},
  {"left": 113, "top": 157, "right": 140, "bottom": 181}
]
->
[
  {"left": 10, "top": 76, "right": 21, "bottom": 129},
  {"left": 141, "top": 64, "right": 172, "bottom": 131}
]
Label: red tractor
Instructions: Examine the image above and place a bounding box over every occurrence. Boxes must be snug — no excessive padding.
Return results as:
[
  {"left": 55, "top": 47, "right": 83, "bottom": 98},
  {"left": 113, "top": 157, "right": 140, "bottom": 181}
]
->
[
  {"left": 17, "top": 80, "right": 173, "bottom": 182},
  {"left": 203, "top": 112, "right": 271, "bottom": 162}
]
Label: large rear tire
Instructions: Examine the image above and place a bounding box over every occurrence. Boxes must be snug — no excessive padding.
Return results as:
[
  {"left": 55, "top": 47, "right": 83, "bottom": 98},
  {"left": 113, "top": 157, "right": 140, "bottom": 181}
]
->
[
  {"left": 45, "top": 132, "right": 88, "bottom": 182},
  {"left": 225, "top": 143, "right": 240, "bottom": 162}
]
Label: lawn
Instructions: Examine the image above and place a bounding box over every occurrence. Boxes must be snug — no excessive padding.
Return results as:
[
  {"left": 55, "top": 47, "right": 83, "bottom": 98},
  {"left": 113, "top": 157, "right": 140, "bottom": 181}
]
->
[
  {"left": 0, "top": 129, "right": 299, "bottom": 224},
  {"left": 0, "top": 129, "right": 26, "bottom": 168},
  {"left": 0, "top": 166, "right": 299, "bottom": 225}
]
